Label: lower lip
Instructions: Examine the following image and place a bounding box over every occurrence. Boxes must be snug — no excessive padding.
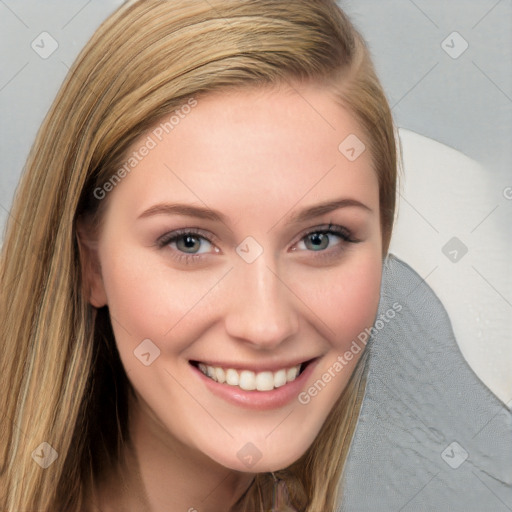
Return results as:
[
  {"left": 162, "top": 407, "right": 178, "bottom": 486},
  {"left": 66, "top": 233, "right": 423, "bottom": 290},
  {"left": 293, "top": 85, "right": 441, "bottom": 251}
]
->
[{"left": 190, "top": 359, "right": 320, "bottom": 410}]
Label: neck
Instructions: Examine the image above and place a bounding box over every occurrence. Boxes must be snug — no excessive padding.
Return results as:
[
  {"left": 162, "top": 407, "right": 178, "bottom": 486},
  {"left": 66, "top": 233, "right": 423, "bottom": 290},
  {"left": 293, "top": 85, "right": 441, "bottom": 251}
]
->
[{"left": 92, "top": 391, "right": 255, "bottom": 512}]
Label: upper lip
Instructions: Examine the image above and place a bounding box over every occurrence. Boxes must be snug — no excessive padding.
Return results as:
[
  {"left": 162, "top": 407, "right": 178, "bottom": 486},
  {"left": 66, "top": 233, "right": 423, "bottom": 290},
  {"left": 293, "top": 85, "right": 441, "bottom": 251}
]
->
[{"left": 190, "top": 357, "right": 319, "bottom": 373}]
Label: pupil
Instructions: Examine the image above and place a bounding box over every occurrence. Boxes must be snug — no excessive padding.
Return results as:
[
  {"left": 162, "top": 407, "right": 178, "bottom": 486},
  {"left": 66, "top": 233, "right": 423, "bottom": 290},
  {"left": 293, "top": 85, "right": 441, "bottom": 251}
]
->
[
  {"left": 309, "top": 233, "right": 327, "bottom": 251},
  {"left": 180, "top": 235, "right": 199, "bottom": 252}
]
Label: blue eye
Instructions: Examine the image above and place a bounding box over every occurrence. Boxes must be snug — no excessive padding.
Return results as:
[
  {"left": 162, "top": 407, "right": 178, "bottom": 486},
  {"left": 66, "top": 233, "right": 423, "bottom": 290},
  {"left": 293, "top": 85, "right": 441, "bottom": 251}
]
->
[
  {"left": 301, "top": 231, "right": 340, "bottom": 252},
  {"left": 289, "top": 224, "right": 359, "bottom": 263},
  {"left": 169, "top": 233, "right": 212, "bottom": 254},
  {"left": 157, "top": 229, "right": 218, "bottom": 265},
  {"left": 157, "top": 224, "right": 358, "bottom": 265}
]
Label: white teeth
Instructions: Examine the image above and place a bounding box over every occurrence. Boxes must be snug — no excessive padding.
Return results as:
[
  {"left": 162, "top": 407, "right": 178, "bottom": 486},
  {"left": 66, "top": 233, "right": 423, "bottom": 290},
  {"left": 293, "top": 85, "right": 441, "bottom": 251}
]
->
[
  {"left": 273, "top": 369, "right": 287, "bottom": 388},
  {"left": 225, "top": 368, "right": 239, "bottom": 386},
  {"left": 196, "top": 362, "right": 303, "bottom": 390},
  {"left": 239, "top": 370, "right": 256, "bottom": 391},
  {"left": 215, "top": 367, "right": 226, "bottom": 384},
  {"left": 287, "top": 366, "right": 299, "bottom": 381},
  {"left": 255, "top": 371, "right": 274, "bottom": 391}
]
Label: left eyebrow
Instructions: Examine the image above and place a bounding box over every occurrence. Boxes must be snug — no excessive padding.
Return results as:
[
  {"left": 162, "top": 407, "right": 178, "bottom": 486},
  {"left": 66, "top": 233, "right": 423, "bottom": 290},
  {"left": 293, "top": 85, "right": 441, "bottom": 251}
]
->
[{"left": 283, "top": 198, "right": 373, "bottom": 225}]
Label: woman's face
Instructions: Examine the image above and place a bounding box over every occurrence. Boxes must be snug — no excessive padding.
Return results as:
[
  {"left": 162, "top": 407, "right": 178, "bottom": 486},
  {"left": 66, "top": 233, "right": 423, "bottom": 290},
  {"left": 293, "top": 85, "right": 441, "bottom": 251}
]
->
[{"left": 85, "top": 82, "right": 382, "bottom": 472}]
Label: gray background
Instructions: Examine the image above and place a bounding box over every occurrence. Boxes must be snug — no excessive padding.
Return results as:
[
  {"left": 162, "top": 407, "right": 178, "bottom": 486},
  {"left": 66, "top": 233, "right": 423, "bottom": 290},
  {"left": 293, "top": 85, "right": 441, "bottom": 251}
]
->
[
  {"left": 345, "top": 0, "right": 512, "bottom": 174},
  {"left": 1, "top": 0, "right": 511, "bottom": 219}
]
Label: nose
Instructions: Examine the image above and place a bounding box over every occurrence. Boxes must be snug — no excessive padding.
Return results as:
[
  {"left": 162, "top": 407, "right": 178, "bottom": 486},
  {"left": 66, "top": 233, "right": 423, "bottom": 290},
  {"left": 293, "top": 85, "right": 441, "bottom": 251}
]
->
[{"left": 224, "top": 255, "right": 300, "bottom": 350}]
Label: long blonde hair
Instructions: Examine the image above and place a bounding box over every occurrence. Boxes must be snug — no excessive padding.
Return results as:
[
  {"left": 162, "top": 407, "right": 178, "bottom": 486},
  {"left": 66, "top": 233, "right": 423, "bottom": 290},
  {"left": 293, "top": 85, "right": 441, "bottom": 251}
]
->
[{"left": 0, "top": 1, "right": 397, "bottom": 510}]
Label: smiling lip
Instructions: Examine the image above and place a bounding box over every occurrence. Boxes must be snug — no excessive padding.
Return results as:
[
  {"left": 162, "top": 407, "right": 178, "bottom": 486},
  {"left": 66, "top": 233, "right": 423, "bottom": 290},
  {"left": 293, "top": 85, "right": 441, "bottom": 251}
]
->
[
  {"left": 190, "top": 358, "right": 316, "bottom": 373},
  {"left": 189, "top": 357, "right": 320, "bottom": 410}
]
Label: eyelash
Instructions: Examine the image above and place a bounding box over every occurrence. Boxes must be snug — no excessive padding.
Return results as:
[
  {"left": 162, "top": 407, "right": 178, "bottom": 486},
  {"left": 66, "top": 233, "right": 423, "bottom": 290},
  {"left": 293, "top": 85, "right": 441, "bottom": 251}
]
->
[{"left": 156, "top": 224, "right": 359, "bottom": 265}]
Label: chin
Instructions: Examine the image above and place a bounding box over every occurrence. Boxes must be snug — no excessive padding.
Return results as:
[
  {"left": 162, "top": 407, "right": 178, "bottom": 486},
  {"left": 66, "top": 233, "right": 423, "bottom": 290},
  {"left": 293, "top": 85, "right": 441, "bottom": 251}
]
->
[{"left": 202, "top": 436, "right": 312, "bottom": 474}]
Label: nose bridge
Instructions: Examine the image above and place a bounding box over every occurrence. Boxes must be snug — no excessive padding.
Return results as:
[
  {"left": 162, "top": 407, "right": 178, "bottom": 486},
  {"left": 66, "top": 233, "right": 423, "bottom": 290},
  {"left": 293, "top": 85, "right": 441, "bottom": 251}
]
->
[{"left": 224, "top": 253, "right": 299, "bottom": 348}]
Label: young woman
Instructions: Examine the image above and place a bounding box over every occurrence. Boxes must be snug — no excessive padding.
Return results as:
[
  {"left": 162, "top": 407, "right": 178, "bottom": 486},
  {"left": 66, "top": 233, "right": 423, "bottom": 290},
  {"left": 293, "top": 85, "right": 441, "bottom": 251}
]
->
[{"left": 0, "top": 1, "right": 398, "bottom": 510}]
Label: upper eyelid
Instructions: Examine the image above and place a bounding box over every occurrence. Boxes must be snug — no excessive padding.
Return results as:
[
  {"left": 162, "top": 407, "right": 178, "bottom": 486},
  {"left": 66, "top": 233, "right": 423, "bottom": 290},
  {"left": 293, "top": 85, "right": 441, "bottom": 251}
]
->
[
  {"left": 157, "top": 227, "right": 218, "bottom": 246},
  {"left": 158, "top": 224, "right": 354, "bottom": 250},
  {"left": 296, "top": 223, "right": 350, "bottom": 238}
]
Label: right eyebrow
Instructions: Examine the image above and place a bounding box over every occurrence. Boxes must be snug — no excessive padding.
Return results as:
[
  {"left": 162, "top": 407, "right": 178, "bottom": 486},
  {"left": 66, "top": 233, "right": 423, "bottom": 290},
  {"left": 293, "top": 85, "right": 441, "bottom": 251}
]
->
[{"left": 137, "top": 203, "right": 227, "bottom": 223}]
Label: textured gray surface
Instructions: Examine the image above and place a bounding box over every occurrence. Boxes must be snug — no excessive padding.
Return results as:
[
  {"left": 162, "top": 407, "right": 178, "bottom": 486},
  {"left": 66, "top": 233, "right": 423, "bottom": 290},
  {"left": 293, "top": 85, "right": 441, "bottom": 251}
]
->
[{"left": 339, "top": 254, "right": 512, "bottom": 511}]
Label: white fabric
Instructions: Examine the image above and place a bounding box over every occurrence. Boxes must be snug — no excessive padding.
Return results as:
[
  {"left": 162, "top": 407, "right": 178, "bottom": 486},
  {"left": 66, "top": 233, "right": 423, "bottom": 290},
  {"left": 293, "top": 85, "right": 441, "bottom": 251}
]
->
[{"left": 389, "top": 128, "right": 511, "bottom": 405}]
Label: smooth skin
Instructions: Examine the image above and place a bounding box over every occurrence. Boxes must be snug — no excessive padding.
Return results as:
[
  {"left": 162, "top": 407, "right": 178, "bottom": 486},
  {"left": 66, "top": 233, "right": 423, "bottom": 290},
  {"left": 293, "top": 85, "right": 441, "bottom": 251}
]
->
[{"left": 79, "top": 82, "right": 383, "bottom": 511}]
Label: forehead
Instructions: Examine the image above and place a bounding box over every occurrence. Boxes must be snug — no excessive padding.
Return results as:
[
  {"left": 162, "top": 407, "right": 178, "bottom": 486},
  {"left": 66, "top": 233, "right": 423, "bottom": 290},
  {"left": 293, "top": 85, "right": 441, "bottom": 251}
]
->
[{"left": 107, "top": 82, "right": 378, "bottom": 223}]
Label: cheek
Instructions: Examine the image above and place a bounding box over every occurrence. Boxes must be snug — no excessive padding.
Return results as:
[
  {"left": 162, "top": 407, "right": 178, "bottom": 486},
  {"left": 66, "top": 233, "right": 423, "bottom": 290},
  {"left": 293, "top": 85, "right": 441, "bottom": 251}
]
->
[
  {"left": 97, "top": 243, "right": 213, "bottom": 355},
  {"left": 301, "top": 251, "right": 383, "bottom": 348}
]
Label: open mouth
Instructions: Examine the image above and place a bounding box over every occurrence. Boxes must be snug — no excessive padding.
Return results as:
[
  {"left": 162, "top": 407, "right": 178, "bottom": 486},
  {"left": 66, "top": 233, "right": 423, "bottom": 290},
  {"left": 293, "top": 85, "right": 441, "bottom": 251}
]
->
[{"left": 189, "top": 359, "right": 315, "bottom": 392}]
